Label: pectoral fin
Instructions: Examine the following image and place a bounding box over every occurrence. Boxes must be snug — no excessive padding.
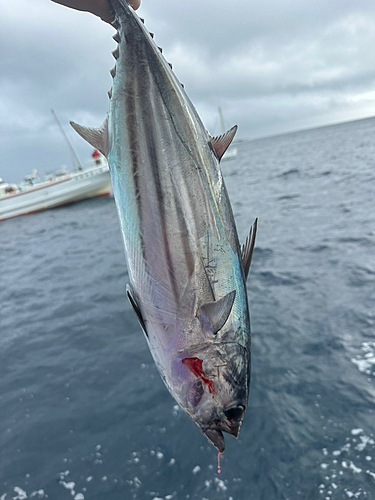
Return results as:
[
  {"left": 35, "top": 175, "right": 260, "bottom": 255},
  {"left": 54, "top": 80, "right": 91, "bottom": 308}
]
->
[
  {"left": 70, "top": 115, "right": 109, "bottom": 158},
  {"left": 198, "top": 290, "right": 236, "bottom": 334},
  {"left": 126, "top": 285, "right": 148, "bottom": 338},
  {"left": 241, "top": 218, "right": 258, "bottom": 280}
]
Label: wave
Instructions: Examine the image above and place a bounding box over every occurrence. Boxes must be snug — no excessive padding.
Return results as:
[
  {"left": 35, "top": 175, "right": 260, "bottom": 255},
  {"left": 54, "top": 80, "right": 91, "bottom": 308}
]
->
[
  {"left": 277, "top": 168, "right": 300, "bottom": 178},
  {"left": 296, "top": 244, "right": 331, "bottom": 253},
  {"left": 257, "top": 270, "right": 305, "bottom": 287},
  {"left": 277, "top": 194, "right": 300, "bottom": 201}
]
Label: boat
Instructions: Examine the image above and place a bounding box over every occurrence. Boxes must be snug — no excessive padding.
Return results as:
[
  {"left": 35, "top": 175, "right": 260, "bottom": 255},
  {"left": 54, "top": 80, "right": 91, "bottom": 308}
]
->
[
  {"left": 0, "top": 153, "right": 111, "bottom": 222},
  {"left": 222, "top": 146, "right": 238, "bottom": 161}
]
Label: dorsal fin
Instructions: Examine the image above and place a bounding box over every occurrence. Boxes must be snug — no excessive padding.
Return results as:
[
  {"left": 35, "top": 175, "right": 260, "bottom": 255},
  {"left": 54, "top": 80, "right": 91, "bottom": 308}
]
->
[
  {"left": 112, "top": 47, "right": 120, "bottom": 59},
  {"left": 241, "top": 219, "right": 258, "bottom": 280},
  {"left": 112, "top": 31, "right": 121, "bottom": 43},
  {"left": 209, "top": 125, "right": 238, "bottom": 162},
  {"left": 198, "top": 290, "right": 236, "bottom": 334},
  {"left": 126, "top": 285, "right": 148, "bottom": 337},
  {"left": 70, "top": 116, "right": 109, "bottom": 158}
]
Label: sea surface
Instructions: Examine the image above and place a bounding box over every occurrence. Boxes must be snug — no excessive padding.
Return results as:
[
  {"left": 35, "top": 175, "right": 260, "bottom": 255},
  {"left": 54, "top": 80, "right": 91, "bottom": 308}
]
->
[{"left": 1, "top": 116, "right": 375, "bottom": 500}]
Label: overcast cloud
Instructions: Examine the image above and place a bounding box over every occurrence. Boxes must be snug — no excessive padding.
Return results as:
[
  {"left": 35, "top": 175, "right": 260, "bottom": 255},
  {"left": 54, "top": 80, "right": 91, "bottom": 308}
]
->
[{"left": 1, "top": 0, "right": 375, "bottom": 180}]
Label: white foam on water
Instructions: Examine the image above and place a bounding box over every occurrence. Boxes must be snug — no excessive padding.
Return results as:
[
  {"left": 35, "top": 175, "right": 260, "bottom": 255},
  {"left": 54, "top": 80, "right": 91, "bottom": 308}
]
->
[
  {"left": 171, "top": 404, "right": 181, "bottom": 418},
  {"left": 133, "top": 477, "right": 141, "bottom": 488},
  {"left": 344, "top": 490, "right": 364, "bottom": 498},
  {"left": 318, "top": 425, "right": 375, "bottom": 498},
  {"left": 128, "top": 451, "right": 141, "bottom": 464},
  {"left": 60, "top": 480, "right": 75, "bottom": 496},
  {"left": 30, "top": 491, "right": 45, "bottom": 498},
  {"left": 214, "top": 478, "right": 227, "bottom": 492},
  {"left": 356, "top": 435, "right": 375, "bottom": 452},
  {"left": 12, "top": 488, "right": 27, "bottom": 500},
  {"left": 348, "top": 462, "right": 362, "bottom": 474},
  {"left": 351, "top": 342, "right": 375, "bottom": 376},
  {"left": 3, "top": 442, "right": 240, "bottom": 500},
  {"left": 351, "top": 429, "right": 364, "bottom": 436}
]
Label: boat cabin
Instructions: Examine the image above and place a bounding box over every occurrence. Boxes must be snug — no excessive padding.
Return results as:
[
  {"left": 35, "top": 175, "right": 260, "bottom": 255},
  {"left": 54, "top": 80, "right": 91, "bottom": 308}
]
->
[{"left": 0, "top": 178, "right": 18, "bottom": 197}]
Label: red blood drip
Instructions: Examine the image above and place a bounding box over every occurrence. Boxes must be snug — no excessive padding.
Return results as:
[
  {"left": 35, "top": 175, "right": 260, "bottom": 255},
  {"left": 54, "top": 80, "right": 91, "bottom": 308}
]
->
[
  {"left": 182, "top": 357, "right": 215, "bottom": 394},
  {"left": 217, "top": 451, "right": 223, "bottom": 474}
]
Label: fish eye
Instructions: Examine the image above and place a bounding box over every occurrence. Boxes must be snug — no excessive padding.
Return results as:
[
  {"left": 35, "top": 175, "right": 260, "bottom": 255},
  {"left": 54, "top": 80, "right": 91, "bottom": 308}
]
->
[{"left": 224, "top": 405, "right": 245, "bottom": 420}]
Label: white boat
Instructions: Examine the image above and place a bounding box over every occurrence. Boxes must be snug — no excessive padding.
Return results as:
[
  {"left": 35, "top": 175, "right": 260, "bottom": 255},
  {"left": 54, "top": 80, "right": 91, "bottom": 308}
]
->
[
  {"left": 222, "top": 146, "right": 238, "bottom": 161},
  {"left": 0, "top": 155, "right": 111, "bottom": 222}
]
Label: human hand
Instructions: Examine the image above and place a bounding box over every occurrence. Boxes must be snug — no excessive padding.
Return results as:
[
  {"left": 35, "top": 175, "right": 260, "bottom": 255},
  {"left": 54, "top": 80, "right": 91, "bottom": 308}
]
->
[{"left": 51, "top": 0, "right": 141, "bottom": 24}]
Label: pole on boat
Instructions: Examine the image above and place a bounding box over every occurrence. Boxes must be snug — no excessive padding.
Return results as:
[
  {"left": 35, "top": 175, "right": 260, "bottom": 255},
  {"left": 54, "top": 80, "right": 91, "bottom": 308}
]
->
[
  {"left": 218, "top": 106, "right": 226, "bottom": 135},
  {"left": 51, "top": 109, "right": 83, "bottom": 170}
]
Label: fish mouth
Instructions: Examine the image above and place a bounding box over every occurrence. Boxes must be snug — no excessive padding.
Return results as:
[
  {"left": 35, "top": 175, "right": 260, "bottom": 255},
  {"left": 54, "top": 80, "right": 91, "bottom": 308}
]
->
[
  {"left": 202, "top": 418, "right": 243, "bottom": 451},
  {"left": 203, "top": 428, "right": 225, "bottom": 452},
  {"left": 219, "top": 420, "right": 242, "bottom": 439}
]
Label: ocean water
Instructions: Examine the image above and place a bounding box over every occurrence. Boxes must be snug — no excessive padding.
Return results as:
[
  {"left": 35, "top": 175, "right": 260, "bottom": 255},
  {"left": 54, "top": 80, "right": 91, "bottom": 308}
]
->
[{"left": 1, "top": 116, "right": 375, "bottom": 500}]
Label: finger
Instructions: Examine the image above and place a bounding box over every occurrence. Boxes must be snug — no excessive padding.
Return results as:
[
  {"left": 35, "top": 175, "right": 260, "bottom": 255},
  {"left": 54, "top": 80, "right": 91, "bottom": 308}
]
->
[
  {"left": 127, "top": 0, "right": 141, "bottom": 9},
  {"left": 51, "top": 0, "right": 141, "bottom": 25},
  {"left": 51, "top": 0, "right": 113, "bottom": 22}
]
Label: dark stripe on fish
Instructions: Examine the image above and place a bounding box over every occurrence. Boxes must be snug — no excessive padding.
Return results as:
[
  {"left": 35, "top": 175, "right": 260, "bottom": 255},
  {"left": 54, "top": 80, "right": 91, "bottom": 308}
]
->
[
  {"left": 141, "top": 101, "right": 180, "bottom": 303},
  {"left": 171, "top": 180, "right": 195, "bottom": 278}
]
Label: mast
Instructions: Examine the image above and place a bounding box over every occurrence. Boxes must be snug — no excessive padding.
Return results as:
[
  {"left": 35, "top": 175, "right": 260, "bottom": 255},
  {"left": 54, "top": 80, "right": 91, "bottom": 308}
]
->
[
  {"left": 51, "top": 109, "right": 82, "bottom": 170},
  {"left": 218, "top": 106, "right": 226, "bottom": 134}
]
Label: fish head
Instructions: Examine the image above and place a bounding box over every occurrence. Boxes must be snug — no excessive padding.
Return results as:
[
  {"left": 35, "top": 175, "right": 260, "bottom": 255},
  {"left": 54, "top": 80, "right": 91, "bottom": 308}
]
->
[{"left": 173, "top": 342, "right": 249, "bottom": 452}]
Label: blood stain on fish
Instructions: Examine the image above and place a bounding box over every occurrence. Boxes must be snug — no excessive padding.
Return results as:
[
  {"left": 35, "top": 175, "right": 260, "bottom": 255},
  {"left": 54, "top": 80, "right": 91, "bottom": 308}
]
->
[{"left": 182, "top": 357, "right": 215, "bottom": 394}]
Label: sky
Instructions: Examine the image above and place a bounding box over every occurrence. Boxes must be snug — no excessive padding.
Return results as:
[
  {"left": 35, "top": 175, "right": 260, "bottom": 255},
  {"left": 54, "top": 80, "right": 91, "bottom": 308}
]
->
[{"left": 1, "top": 0, "right": 375, "bottom": 181}]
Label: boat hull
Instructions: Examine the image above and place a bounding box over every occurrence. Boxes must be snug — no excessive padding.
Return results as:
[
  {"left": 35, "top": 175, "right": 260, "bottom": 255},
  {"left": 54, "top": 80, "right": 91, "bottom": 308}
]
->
[{"left": 0, "top": 166, "right": 111, "bottom": 221}]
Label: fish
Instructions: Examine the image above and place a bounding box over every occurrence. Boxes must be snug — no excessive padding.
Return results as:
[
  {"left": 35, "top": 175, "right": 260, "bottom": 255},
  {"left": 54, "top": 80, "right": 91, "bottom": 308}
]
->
[{"left": 69, "top": 0, "right": 257, "bottom": 452}]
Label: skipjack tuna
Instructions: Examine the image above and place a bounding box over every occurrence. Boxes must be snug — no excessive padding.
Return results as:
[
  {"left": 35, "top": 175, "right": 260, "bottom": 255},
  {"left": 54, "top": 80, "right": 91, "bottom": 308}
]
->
[{"left": 67, "top": 0, "right": 257, "bottom": 453}]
